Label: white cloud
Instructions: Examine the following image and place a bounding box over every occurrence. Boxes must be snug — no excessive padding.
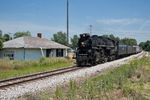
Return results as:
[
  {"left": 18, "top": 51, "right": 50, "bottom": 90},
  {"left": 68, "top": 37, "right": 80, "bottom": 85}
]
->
[
  {"left": 95, "top": 18, "right": 150, "bottom": 34},
  {"left": 0, "top": 20, "right": 68, "bottom": 39},
  {"left": 97, "top": 18, "right": 141, "bottom": 25},
  {"left": 0, "top": 20, "right": 87, "bottom": 38}
]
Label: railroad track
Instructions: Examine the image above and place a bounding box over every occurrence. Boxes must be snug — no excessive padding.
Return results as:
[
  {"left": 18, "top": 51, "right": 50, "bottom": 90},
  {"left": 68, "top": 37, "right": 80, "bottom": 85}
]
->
[
  {"left": 0, "top": 66, "right": 82, "bottom": 89},
  {"left": 0, "top": 51, "right": 146, "bottom": 89},
  {"left": 135, "top": 51, "right": 147, "bottom": 58}
]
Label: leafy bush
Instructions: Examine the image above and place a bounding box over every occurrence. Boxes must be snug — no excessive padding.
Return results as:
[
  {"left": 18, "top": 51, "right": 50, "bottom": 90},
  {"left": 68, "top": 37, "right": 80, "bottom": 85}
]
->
[
  {"left": 122, "top": 86, "right": 135, "bottom": 96},
  {"left": 139, "top": 41, "right": 150, "bottom": 51},
  {"left": 137, "top": 73, "right": 141, "bottom": 78},
  {"left": 55, "top": 86, "right": 64, "bottom": 100}
]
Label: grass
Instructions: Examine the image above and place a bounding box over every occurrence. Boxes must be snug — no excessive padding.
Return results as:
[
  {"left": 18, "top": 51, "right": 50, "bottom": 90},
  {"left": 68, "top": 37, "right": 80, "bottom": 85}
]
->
[
  {"left": 0, "top": 57, "right": 74, "bottom": 80},
  {"left": 24, "top": 56, "right": 150, "bottom": 100}
]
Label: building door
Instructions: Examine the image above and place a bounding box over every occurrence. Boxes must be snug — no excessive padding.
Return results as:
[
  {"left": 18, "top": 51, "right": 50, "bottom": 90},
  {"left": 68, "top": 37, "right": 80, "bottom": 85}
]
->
[
  {"left": 46, "top": 49, "right": 51, "bottom": 57},
  {"left": 61, "top": 49, "right": 63, "bottom": 57}
]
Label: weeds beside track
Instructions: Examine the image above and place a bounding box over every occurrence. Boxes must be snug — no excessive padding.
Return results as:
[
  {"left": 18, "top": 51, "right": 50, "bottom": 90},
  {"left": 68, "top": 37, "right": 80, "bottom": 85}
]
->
[
  {"left": 54, "top": 56, "right": 150, "bottom": 100},
  {"left": 24, "top": 52, "right": 150, "bottom": 100},
  {"left": 0, "top": 57, "right": 74, "bottom": 80}
]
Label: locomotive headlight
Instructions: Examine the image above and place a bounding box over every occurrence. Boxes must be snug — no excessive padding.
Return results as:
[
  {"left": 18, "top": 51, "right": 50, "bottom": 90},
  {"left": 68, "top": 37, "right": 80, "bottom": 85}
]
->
[
  {"left": 81, "top": 42, "right": 85, "bottom": 47},
  {"left": 83, "top": 34, "right": 86, "bottom": 37}
]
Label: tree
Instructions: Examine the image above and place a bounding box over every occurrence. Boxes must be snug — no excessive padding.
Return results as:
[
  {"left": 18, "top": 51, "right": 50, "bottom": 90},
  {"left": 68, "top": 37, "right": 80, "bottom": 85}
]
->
[
  {"left": 71, "top": 35, "right": 79, "bottom": 49},
  {"left": 121, "top": 38, "right": 137, "bottom": 45},
  {"left": 102, "top": 34, "right": 120, "bottom": 41},
  {"left": 144, "top": 41, "right": 150, "bottom": 51},
  {"left": 3, "top": 34, "right": 11, "bottom": 42},
  {"left": 102, "top": 34, "right": 109, "bottom": 38},
  {"left": 139, "top": 42, "right": 145, "bottom": 49},
  {"left": 51, "top": 31, "right": 68, "bottom": 46},
  {"left": 0, "top": 30, "right": 3, "bottom": 49},
  {"left": 139, "top": 40, "right": 150, "bottom": 51},
  {"left": 0, "top": 39, "right": 3, "bottom": 50},
  {"left": 102, "top": 34, "right": 137, "bottom": 45},
  {"left": 0, "top": 30, "right": 2, "bottom": 40},
  {"left": 14, "top": 31, "right": 31, "bottom": 38}
]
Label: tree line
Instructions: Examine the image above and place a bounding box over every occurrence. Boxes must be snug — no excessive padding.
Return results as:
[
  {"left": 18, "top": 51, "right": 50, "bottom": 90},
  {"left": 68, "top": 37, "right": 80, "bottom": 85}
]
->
[
  {"left": 0, "top": 29, "right": 150, "bottom": 51},
  {"left": 51, "top": 31, "right": 79, "bottom": 49},
  {"left": 52, "top": 32, "right": 150, "bottom": 51},
  {"left": 139, "top": 41, "right": 150, "bottom": 51},
  {"left": 102, "top": 34, "right": 137, "bottom": 45},
  {"left": 102, "top": 34, "right": 150, "bottom": 51},
  {"left": 51, "top": 32, "right": 138, "bottom": 49}
]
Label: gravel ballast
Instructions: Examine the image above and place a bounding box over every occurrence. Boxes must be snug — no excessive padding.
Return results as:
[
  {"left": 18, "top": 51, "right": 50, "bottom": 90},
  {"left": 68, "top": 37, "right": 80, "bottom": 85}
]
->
[{"left": 0, "top": 52, "right": 147, "bottom": 100}]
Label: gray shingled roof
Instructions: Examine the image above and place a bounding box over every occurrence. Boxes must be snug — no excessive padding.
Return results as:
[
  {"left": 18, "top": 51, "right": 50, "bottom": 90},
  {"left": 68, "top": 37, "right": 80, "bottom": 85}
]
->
[{"left": 3, "top": 36, "right": 70, "bottom": 49}]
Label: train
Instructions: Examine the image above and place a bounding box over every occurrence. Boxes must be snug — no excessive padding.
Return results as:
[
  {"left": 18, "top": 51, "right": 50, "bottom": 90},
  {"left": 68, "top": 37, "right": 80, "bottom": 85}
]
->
[{"left": 75, "top": 33, "right": 142, "bottom": 66}]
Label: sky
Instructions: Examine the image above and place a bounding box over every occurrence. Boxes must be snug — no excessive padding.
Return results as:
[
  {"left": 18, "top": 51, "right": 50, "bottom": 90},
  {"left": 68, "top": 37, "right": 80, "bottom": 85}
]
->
[{"left": 0, "top": 0, "right": 150, "bottom": 43}]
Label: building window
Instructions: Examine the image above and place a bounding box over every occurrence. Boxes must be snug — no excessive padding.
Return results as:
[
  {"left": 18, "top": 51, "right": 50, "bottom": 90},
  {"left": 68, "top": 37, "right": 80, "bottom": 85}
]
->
[
  {"left": 56, "top": 49, "right": 63, "bottom": 57},
  {"left": 46, "top": 49, "right": 53, "bottom": 57},
  {"left": 4, "top": 51, "right": 14, "bottom": 60}
]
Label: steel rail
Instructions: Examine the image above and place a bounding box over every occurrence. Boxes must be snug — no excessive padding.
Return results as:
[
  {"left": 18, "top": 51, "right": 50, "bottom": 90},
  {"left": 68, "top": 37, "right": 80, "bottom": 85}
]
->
[
  {"left": 0, "top": 66, "right": 81, "bottom": 89},
  {"left": 0, "top": 66, "right": 76, "bottom": 83}
]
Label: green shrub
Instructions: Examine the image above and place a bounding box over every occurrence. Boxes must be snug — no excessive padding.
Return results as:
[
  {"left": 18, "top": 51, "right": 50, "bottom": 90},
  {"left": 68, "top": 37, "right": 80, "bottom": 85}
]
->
[
  {"left": 137, "top": 73, "right": 141, "bottom": 78},
  {"left": 39, "top": 57, "right": 47, "bottom": 66},
  {"left": 122, "top": 86, "right": 135, "bottom": 96},
  {"left": 67, "top": 80, "right": 77, "bottom": 100},
  {"left": 55, "top": 86, "right": 64, "bottom": 100},
  {"left": 13, "top": 61, "right": 23, "bottom": 69},
  {"left": 0, "top": 57, "right": 13, "bottom": 70}
]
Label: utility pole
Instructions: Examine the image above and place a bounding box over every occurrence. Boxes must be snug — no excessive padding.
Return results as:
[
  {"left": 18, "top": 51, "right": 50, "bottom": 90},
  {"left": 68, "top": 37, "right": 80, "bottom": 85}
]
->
[
  {"left": 67, "top": 0, "right": 69, "bottom": 44},
  {"left": 89, "top": 25, "right": 92, "bottom": 35}
]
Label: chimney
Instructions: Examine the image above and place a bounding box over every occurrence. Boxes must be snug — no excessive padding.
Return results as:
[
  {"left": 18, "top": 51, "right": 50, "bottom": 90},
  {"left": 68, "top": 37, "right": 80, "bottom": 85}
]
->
[{"left": 37, "top": 33, "right": 42, "bottom": 38}]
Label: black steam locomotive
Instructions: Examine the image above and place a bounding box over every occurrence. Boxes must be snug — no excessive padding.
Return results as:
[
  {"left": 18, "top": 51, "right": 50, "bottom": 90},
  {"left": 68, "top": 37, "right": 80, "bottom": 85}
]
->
[{"left": 76, "top": 33, "right": 142, "bottom": 66}]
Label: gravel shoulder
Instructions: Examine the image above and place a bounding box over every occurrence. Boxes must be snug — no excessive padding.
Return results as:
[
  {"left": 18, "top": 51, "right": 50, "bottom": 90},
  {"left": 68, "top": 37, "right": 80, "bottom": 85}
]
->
[{"left": 0, "top": 52, "right": 147, "bottom": 100}]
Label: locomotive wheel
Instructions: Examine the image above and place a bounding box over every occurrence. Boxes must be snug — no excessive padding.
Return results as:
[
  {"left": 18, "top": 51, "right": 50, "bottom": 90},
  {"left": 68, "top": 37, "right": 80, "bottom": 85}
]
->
[
  {"left": 77, "top": 63, "right": 81, "bottom": 67},
  {"left": 112, "top": 56, "right": 116, "bottom": 61},
  {"left": 104, "top": 57, "right": 108, "bottom": 63},
  {"left": 77, "top": 62, "right": 81, "bottom": 67},
  {"left": 92, "top": 61, "right": 96, "bottom": 65},
  {"left": 90, "top": 57, "right": 95, "bottom": 65},
  {"left": 108, "top": 56, "right": 114, "bottom": 61}
]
